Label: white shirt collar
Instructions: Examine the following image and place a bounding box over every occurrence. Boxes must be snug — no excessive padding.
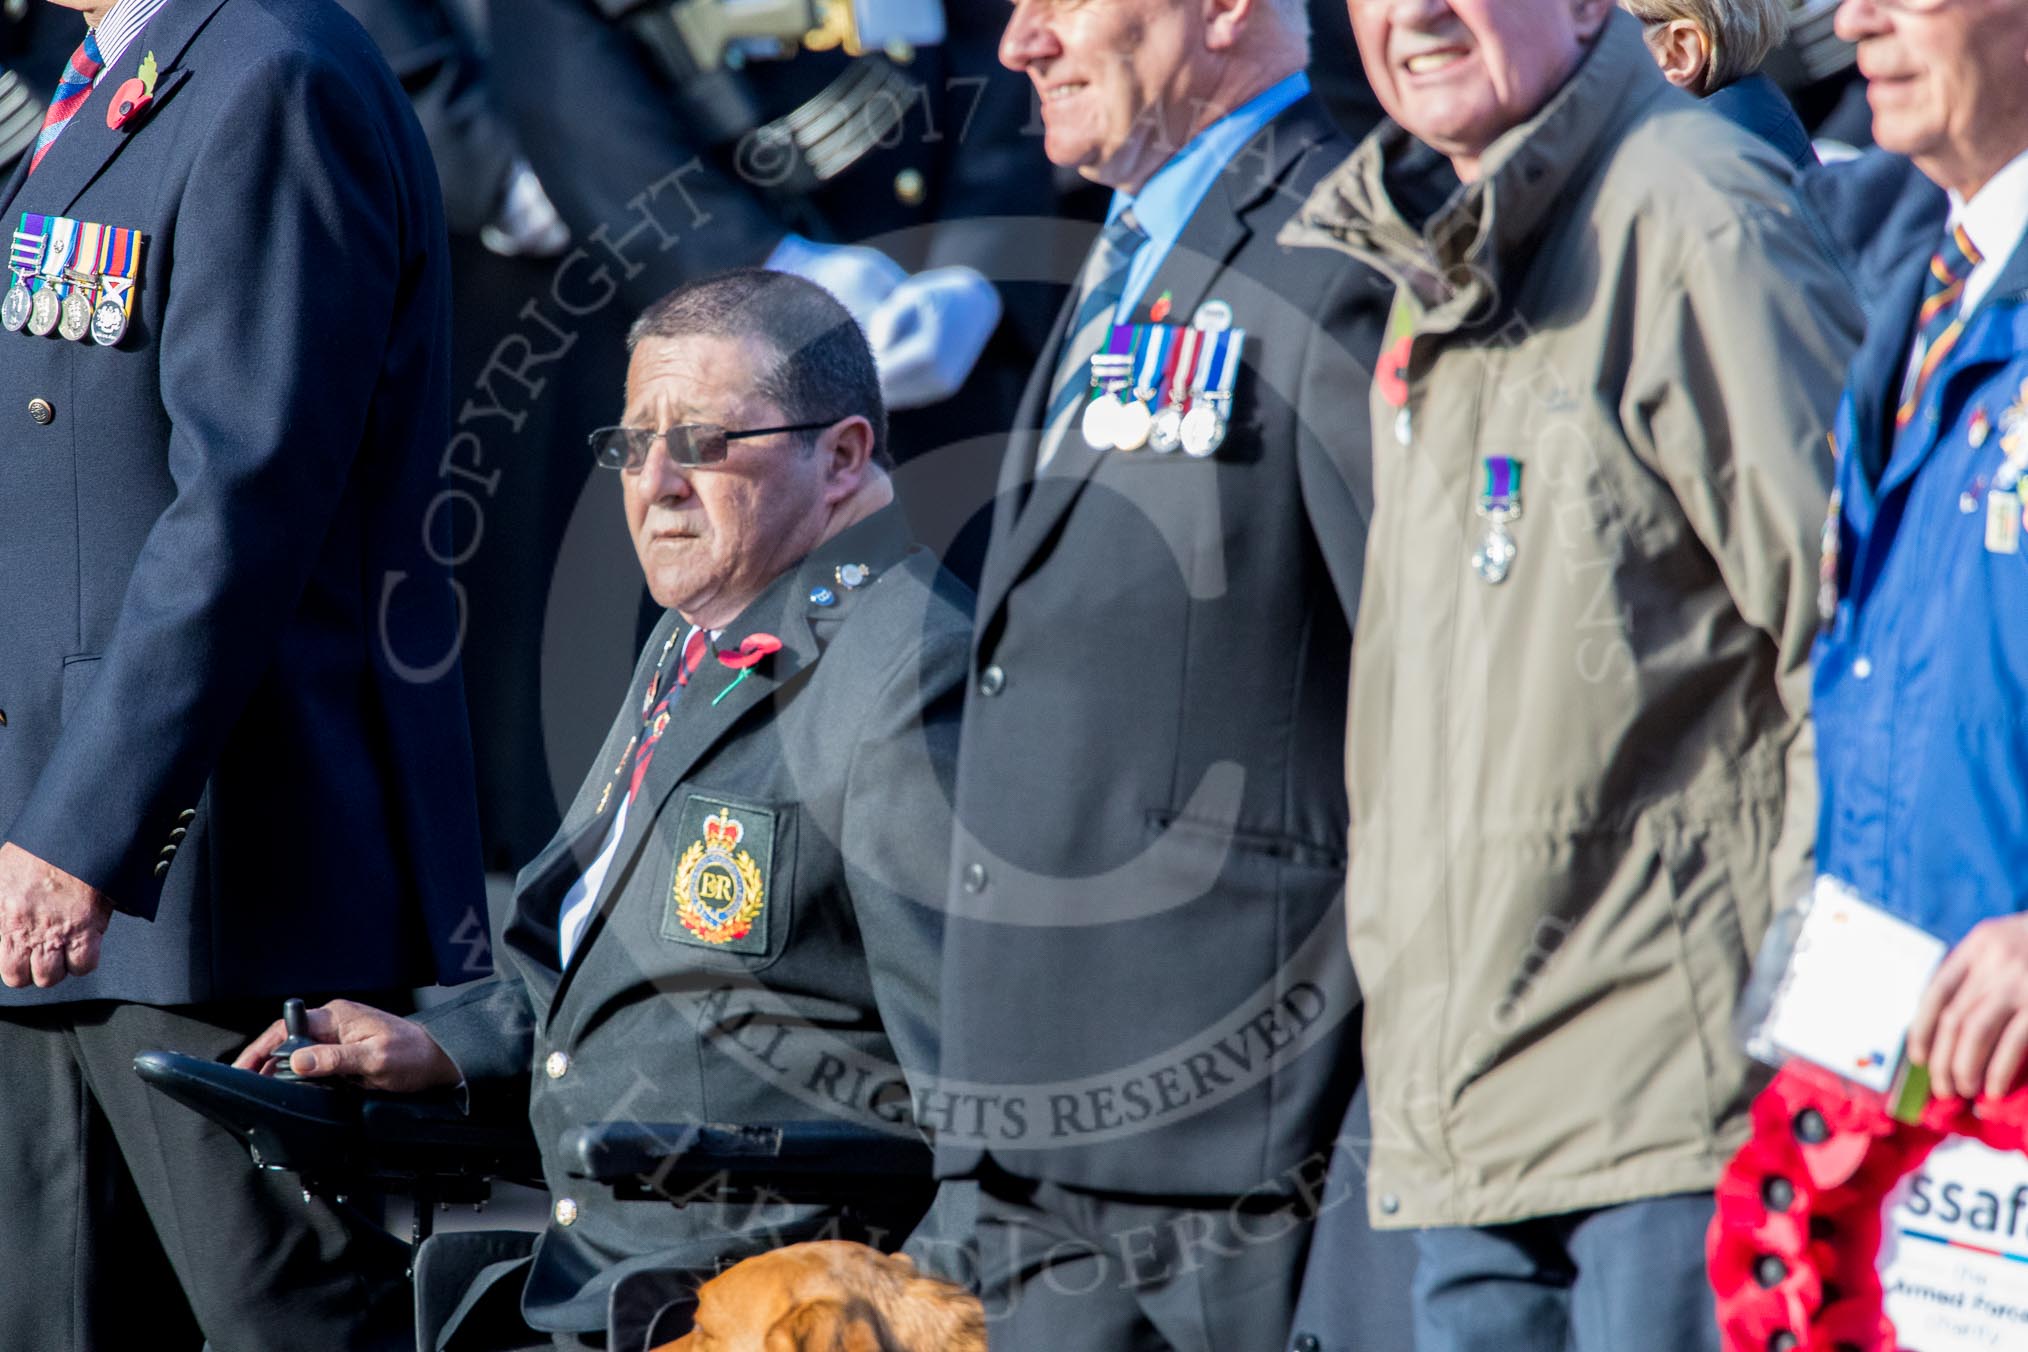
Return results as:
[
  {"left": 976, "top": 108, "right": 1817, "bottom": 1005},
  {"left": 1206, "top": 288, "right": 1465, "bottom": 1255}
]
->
[
  {"left": 91, "top": 0, "right": 172, "bottom": 84},
  {"left": 1949, "top": 146, "right": 2028, "bottom": 316}
]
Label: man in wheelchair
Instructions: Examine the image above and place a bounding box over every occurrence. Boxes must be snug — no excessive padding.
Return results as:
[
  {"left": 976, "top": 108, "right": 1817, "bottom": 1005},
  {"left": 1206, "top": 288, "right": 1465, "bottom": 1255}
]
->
[{"left": 235, "top": 270, "right": 972, "bottom": 1351}]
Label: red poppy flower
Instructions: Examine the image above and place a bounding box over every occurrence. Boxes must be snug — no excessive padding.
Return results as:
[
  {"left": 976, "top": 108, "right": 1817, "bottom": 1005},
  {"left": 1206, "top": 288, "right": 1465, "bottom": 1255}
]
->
[
  {"left": 106, "top": 80, "right": 151, "bottom": 130},
  {"left": 1377, "top": 333, "right": 1411, "bottom": 408},
  {"left": 717, "top": 633, "right": 782, "bottom": 671}
]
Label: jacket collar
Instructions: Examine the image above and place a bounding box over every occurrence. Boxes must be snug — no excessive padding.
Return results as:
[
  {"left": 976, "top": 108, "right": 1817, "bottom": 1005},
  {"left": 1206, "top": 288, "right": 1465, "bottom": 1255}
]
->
[
  {"left": 1842, "top": 214, "right": 2028, "bottom": 503},
  {"left": 538, "top": 502, "right": 919, "bottom": 1018},
  {"left": 0, "top": 0, "right": 229, "bottom": 219},
  {"left": 1283, "top": 11, "right": 1670, "bottom": 331},
  {"left": 976, "top": 95, "right": 1340, "bottom": 629}
]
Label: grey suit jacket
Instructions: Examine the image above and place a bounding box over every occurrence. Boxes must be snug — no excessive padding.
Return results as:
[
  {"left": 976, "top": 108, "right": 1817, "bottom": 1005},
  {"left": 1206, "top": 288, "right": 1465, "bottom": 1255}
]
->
[
  {"left": 936, "top": 96, "right": 1387, "bottom": 1198},
  {"left": 418, "top": 504, "right": 970, "bottom": 1335}
]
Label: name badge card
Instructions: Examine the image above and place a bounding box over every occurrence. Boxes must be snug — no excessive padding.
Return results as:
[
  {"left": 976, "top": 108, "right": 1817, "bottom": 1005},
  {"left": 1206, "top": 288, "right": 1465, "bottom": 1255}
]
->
[{"left": 1746, "top": 875, "right": 1948, "bottom": 1094}]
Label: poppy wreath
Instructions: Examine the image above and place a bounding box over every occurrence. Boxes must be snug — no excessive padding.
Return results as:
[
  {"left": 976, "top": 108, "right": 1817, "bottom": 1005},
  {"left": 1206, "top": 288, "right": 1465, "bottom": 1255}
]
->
[{"left": 1709, "top": 1060, "right": 2028, "bottom": 1351}]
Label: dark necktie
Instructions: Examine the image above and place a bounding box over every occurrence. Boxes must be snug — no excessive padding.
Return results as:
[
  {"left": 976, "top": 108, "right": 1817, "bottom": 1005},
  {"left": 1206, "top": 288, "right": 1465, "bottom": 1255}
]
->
[
  {"left": 1897, "top": 222, "right": 1984, "bottom": 430},
  {"left": 1035, "top": 209, "right": 1149, "bottom": 471},
  {"left": 595, "top": 627, "right": 709, "bottom": 816}
]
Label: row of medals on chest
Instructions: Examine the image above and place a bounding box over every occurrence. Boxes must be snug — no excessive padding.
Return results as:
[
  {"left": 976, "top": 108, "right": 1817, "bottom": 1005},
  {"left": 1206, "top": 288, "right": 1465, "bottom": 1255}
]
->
[
  {"left": 2, "top": 217, "right": 136, "bottom": 346},
  {"left": 1081, "top": 314, "right": 1244, "bottom": 459}
]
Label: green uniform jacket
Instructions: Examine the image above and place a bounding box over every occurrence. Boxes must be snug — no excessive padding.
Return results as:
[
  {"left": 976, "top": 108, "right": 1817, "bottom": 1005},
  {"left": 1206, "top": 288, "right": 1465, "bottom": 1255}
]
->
[{"left": 1279, "top": 13, "right": 1862, "bottom": 1229}]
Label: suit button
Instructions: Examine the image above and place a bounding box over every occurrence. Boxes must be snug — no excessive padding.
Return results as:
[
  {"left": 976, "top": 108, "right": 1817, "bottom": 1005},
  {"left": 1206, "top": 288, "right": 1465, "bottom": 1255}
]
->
[
  {"left": 1393, "top": 408, "right": 1411, "bottom": 446},
  {"left": 168, "top": 827, "right": 186, "bottom": 842},
  {"left": 178, "top": 808, "right": 197, "bottom": 824},
  {"left": 0, "top": 710, "right": 7, "bottom": 727},
  {"left": 545, "top": 1051, "right": 569, "bottom": 1080},
  {"left": 1852, "top": 656, "right": 1874, "bottom": 680},
  {"left": 1379, "top": 1193, "right": 1400, "bottom": 1215},
  {"left": 1293, "top": 1337, "right": 1322, "bottom": 1352},
  {"left": 894, "top": 168, "right": 926, "bottom": 206},
  {"left": 152, "top": 859, "right": 170, "bottom": 878},
  {"left": 979, "top": 665, "right": 1005, "bottom": 697},
  {"left": 158, "top": 844, "right": 177, "bottom": 859},
  {"left": 27, "top": 398, "right": 52, "bottom": 425},
  {"left": 962, "top": 862, "right": 987, "bottom": 894},
  {"left": 554, "top": 1197, "right": 578, "bottom": 1227}
]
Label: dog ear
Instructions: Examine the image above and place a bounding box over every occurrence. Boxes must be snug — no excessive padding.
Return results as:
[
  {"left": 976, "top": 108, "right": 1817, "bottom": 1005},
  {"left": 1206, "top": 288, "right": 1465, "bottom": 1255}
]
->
[{"left": 762, "top": 1296, "right": 896, "bottom": 1352}]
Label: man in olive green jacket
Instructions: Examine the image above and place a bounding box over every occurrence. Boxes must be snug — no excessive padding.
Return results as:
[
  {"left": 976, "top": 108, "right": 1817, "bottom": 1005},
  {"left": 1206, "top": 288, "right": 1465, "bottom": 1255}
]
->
[{"left": 1280, "top": 3, "right": 1860, "bottom": 1348}]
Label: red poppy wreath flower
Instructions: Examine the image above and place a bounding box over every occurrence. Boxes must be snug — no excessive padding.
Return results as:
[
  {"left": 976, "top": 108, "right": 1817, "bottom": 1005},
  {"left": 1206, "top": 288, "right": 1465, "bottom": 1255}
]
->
[{"left": 717, "top": 633, "right": 783, "bottom": 671}]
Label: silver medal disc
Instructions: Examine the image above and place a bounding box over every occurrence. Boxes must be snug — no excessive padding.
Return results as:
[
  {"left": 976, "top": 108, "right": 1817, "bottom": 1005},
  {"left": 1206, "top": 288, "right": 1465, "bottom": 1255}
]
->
[
  {"left": 1180, "top": 404, "right": 1226, "bottom": 458},
  {"left": 1148, "top": 406, "right": 1184, "bottom": 454},
  {"left": 90, "top": 297, "right": 128, "bottom": 347},
  {"left": 1112, "top": 400, "right": 1154, "bottom": 452},
  {"left": 27, "top": 286, "right": 60, "bottom": 337},
  {"left": 2, "top": 281, "right": 32, "bottom": 332},
  {"left": 1472, "top": 524, "right": 1517, "bottom": 585},
  {"left": 1081, "top": 392, "right": 1123, "bottom": 451},
  {"left": 58, "top": 289, "right": 92, "bottom": 342}
]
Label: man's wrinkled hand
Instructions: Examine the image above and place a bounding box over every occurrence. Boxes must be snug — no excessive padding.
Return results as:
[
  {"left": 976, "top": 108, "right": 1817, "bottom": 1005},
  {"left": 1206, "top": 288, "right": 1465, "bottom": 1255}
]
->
[
  {"left": 231, "top": 998, "right": 461, "bottom": 1093},
  {"left": 1909, "top": 913, "right": 2028, "bottom": 1101},
  {"left": 0, "top": 842, "right": 113, "bottom": 989}
]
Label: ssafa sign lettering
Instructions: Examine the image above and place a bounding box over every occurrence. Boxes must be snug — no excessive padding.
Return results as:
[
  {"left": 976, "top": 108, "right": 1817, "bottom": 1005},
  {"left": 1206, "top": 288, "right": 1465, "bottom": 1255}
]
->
[{"left": 1881, "top": 1138, "right": 2028, "bottom": 1349}]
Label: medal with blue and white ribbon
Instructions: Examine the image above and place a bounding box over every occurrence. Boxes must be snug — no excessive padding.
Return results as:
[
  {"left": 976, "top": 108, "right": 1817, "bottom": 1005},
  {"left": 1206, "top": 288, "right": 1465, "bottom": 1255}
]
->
[
  {"left": 29, "top": 216, "right": 75, "bottom": 337},
  {"left": 1472, "top": 456, "right": 1523, "bottom": 585},
  {"left": 1113, "top": 324, "right": 1170, "bottom": 452},
  {"left": 3, "top": 213, "right": 46, "bottom": 333},
  {"left": 1181, "top": 328, "right": 1243, "bottom": 458}
]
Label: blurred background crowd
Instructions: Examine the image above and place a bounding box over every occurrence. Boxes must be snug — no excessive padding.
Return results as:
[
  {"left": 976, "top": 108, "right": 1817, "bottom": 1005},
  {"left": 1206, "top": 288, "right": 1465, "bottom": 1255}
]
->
[{"left": 0, "top": 0, "right": 1873, "bottom": 874}]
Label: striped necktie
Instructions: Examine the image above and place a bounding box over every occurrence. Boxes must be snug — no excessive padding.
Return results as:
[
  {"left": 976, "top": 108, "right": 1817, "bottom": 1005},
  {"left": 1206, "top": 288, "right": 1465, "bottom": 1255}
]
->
[
  {"left": 594, "top": 627, "right": 710, "bottom": 817},
  {"left": 1035, "top": 210, "right": 1148, "bottom": 472},
  {"left": 1897, "top": 223, "right": 1984, "bottom": 429},
  {"left": 29, "top": 31, "right": 104, "bottom": 174}
]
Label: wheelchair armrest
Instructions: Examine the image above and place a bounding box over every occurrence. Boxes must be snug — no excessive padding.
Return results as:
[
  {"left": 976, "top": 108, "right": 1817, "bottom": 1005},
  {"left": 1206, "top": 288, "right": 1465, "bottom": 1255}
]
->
[
  {"left": 133, "top": 1050, "right": 543, "bottom": 1191},
  {"left": 561, "top": 1120, "right": 934, "bottom": 1205}
]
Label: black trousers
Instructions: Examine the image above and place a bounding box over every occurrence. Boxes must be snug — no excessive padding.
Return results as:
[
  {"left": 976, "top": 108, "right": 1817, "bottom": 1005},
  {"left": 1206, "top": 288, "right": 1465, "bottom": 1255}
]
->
[
  {"left": 0, "top": 999, "right": 413, "bottom": 1352},
  {"left": 972, "top": 1170, "right": 1315, "bottom": 1352}
]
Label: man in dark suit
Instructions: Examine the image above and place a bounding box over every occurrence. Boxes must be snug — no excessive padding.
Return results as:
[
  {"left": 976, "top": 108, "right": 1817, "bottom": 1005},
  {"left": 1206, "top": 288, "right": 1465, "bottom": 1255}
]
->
[
  {"left": 926, "top": 0, "right": 1409, "bottom": 1346},
  {"left": 0, "top": 0, "right": 484, "bottom": 1346},
  {"left": 242, "top": 271, "right": 972, "bottom": 1351}
]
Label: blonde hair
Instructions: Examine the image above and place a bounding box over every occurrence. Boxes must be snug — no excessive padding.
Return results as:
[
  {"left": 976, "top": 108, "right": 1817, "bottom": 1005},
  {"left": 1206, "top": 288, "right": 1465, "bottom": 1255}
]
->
[{"left": 1620, "top": 0, "right": 1791, "bottom": 94}]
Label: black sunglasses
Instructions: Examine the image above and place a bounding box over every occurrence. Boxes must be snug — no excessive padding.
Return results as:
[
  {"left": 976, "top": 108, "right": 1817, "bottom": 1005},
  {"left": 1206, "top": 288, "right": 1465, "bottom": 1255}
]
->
[{"left": 588, "top": 420, "right": 844, "bottom": 471}]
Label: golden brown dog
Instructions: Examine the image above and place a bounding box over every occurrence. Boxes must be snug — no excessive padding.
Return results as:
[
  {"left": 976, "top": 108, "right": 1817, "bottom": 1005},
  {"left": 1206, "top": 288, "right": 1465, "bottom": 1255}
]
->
[{"left": 657, "top": 1241, "right": 985, "bottom": 1352}]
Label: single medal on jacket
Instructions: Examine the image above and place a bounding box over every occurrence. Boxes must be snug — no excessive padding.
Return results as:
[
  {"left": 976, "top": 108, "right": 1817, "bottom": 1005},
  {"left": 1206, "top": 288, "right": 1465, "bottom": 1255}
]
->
[
  {"left": 58, "top": 221, "right": 106, "bottom": 342},
  {"left": 1081, "top": 326, "right": 1136, "bottom": 451},
  {"left": 91, "top": 226, "right": 142, "bottom": 347},
  {"left": 1181, "top": 328, "right": 1244, "bottom": 458},
  {"left": 3, "top": 213, "right": 47, "bottom": 333},
  {"left": 1112, "top": 325, "right": 1169, "bottom": 452},
  {"left": 30, "top": 217, "right": 77, "bottom": 337},
  {"left": 1471, "top": 456, "right": 1524, "bottom": 585},
  {"left": 1150, "top": 327, "right": 1201, "bottom": 454}
]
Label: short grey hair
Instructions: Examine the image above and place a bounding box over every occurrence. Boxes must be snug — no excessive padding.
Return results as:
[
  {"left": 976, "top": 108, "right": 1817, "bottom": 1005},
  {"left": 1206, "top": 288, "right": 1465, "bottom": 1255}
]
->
[{"left": 1621, "top": 0, "right": 1791, "bottom": 94}]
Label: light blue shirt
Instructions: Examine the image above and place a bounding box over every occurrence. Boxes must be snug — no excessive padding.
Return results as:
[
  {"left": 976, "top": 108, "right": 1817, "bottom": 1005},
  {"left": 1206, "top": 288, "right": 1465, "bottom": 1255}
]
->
[{"left": 1106, "top": 71, "right": 1310, "bottom": 322}]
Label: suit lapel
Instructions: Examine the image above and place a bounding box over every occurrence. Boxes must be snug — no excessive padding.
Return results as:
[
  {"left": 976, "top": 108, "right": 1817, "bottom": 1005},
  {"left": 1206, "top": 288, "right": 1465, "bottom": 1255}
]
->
[
  {"left": 543, "top": 506, "right": 917, "bottom": 1022},
  {"left": 1844, "top": 247, "right": 1931, "bottom": 504},
  {"left": 975, "top": 97, "right": 1337, "bottom": 627},
  {"left": 976, "top": 284, "right": 1080, "bottom": 623},
  {"left": 1, "top": 0, "right": 227, "bottom": 220}
]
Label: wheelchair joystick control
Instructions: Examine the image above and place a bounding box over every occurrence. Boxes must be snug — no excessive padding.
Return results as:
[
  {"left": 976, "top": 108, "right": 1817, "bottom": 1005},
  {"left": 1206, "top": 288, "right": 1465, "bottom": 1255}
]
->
[{"left": 270, "top": 998, "right": 317, "bottom": 1083}]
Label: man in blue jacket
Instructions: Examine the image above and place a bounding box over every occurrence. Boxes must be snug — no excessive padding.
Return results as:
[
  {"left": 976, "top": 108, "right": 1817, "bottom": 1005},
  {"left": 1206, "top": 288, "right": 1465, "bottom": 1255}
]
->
[
  {"left": 0, "top": 0, "right": 484, "bottom": 1346},
  {"left": 1815, "top": 0, "right": 2028, "bottom": 1103}
]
